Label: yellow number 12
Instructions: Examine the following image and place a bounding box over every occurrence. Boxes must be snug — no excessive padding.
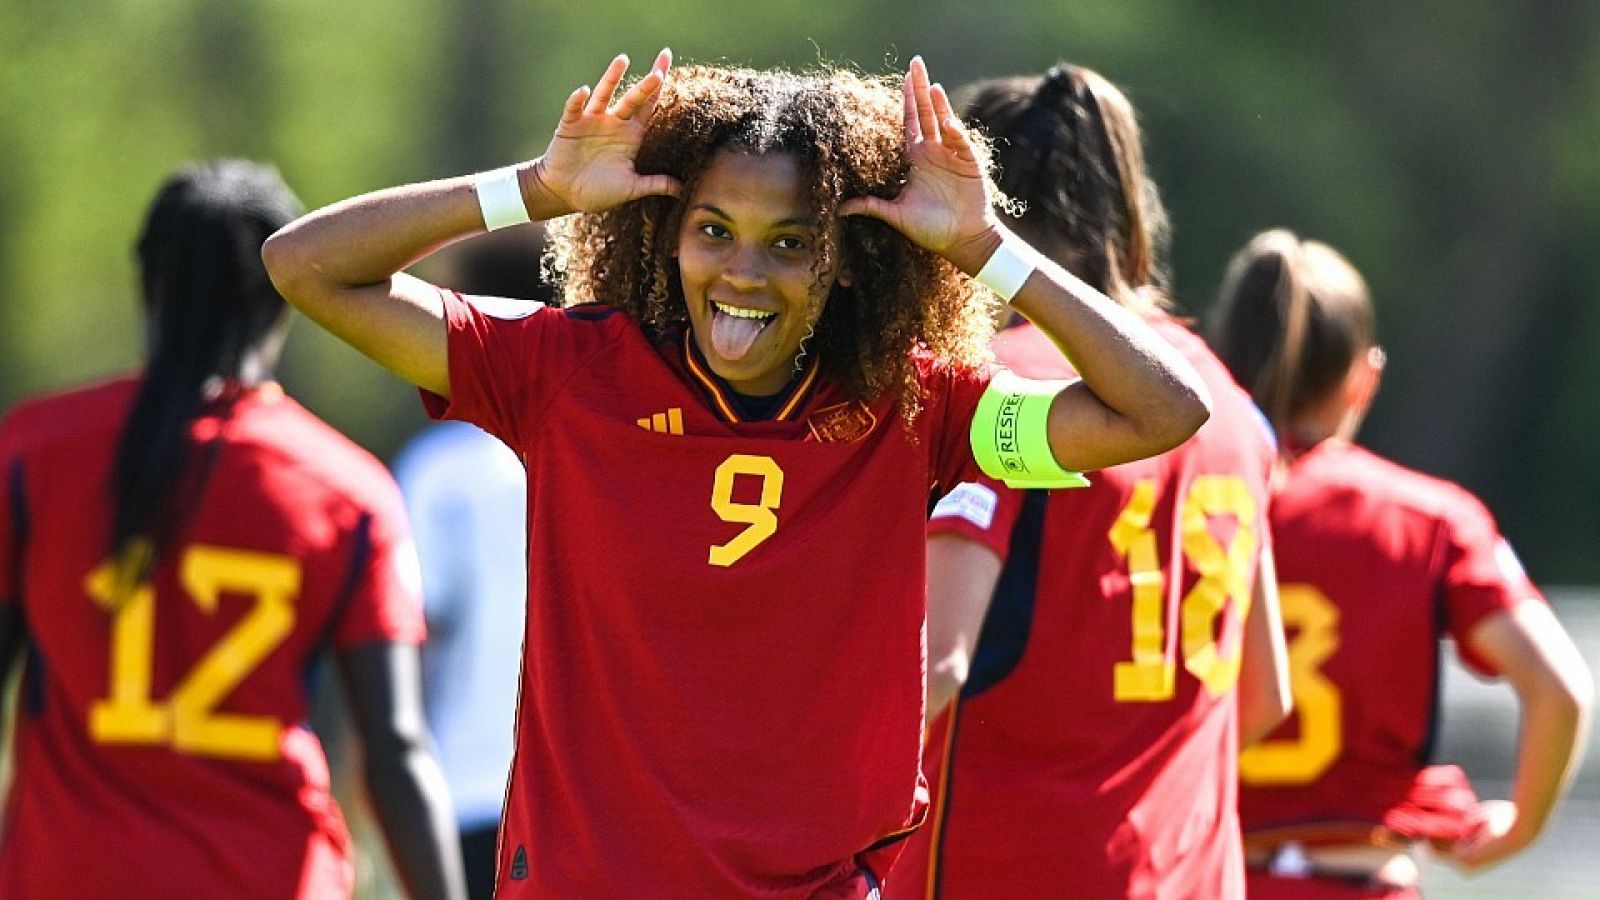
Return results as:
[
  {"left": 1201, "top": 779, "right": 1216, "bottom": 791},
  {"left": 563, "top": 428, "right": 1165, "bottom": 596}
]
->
[{"left": 87, "top": 545, "right": 299, "bottom": 762}]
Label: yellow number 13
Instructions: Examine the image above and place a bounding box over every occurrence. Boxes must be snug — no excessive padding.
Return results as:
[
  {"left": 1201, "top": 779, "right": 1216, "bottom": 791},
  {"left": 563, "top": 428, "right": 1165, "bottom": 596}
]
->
[
  {"left": 86, "top": 545, "right": 299, "bottom": 761},
  {"left": 1240, "top": 584, "right": 1342, "bottom": 784}
]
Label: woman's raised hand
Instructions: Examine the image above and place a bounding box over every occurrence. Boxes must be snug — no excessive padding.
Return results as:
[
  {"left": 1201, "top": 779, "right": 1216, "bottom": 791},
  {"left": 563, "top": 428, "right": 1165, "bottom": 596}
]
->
[
  {"left": 531, "top": 50, "right": 683, "bottom": 217},
  {"left": 841, "top": 57, "right": 1000, "bottom": 273}
]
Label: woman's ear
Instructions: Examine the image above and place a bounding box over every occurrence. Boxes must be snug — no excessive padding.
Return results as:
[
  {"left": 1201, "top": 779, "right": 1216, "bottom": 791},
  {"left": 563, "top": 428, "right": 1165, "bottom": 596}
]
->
[
  {"left": 836, "top": 268, "right": 854, "bottom": 288},
  {"left": 1344, "top": 345, "right": 1386, "bottom": 414}
]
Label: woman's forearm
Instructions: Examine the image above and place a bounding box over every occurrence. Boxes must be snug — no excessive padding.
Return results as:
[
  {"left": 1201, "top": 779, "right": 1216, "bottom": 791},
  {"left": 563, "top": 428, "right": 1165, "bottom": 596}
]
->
[
  {"left": 944, "top": 226, "right": 1211, "bottom": 472},
  {"left": 1508, "top": 674, "right": 1588, "bottom": 839},
  {"left": 265, "top": 175, "right": 494, "bottom": 296},
  {"left": 1472, "top": 601, "right": 1593, "bottom": 841}
]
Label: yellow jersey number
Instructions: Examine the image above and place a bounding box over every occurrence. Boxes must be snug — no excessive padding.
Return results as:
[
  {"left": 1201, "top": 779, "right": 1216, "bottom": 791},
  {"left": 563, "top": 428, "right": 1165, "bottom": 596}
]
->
[
  {"left": 1110, "top": 475, "right": 1258, "bottom": 702},
  {"left": 1239, "top": 583, "right": 1343, "bottom": 784},
  {"left": 708, "top": 454, "right": 784, "bottom": 567},
  {"left": 86, "top": 544, "right": 299, "bottom": 762}
]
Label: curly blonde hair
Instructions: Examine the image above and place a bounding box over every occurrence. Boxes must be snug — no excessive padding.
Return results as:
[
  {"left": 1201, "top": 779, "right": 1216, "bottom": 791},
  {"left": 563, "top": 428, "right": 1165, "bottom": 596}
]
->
[{"left": 546, "top": 64, "right": 997, "bottom": 420}]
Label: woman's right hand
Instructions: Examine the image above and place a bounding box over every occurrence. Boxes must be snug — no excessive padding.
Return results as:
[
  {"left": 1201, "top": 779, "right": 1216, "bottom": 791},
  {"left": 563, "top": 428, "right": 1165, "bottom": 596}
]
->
[{"left": 529, "top": 50, "right": 683, "bottom": 217}]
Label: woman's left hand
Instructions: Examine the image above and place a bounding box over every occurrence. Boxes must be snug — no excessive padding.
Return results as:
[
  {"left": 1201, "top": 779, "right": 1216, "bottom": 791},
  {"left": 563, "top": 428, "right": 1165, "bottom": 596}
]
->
[
  {"left": 1441, "top": 799, "right": 1533, "bottom": 872},
  {"left": 842, "top": 57, "right": 1000, "bottom": 273}
]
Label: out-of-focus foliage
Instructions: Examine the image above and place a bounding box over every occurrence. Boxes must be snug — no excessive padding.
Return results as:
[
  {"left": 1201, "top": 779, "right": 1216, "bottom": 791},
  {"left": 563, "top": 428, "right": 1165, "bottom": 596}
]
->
[{"left": 1, "top": 0, "right": 1596, "bottom": 578}]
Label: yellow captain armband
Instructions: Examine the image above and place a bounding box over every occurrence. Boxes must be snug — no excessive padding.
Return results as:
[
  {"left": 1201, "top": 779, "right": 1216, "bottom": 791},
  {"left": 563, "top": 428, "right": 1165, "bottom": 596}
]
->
[{"left": 970, "top": 371, "right": 1091, "bottom": 490}]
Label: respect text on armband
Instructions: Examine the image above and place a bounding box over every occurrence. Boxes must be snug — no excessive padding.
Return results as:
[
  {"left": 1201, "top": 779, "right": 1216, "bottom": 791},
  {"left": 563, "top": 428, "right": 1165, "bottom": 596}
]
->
[{"left": 993, "top": 392, "right": 1028, "bottom": 475}]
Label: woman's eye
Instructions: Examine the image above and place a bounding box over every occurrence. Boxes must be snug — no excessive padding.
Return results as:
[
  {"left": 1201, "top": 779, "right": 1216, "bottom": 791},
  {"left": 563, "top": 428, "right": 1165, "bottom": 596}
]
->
[
  {"left": 697, "top": 222, "right": 731, "bottom": 240},
  {"left": 773, "top": 236, "right": 807, "bottom": 252}
]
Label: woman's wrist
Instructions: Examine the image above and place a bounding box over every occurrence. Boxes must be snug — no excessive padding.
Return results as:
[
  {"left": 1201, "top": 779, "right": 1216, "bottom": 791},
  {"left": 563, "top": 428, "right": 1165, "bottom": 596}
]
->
[
  {"left": 474, "top": 165, "right": 534, "bottom": 231},
  {"left": 520, "top": 159, "right": 576, "bottom": 222},
  {"left": 943, "top": 222, "right": 1007, "bottom": 278}
]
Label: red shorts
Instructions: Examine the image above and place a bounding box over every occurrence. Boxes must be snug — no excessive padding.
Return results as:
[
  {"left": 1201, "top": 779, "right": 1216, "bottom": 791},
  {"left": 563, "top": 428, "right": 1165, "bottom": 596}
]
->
[{"left": 1247, "top": 871, "right": 1418, "bottom": 900}]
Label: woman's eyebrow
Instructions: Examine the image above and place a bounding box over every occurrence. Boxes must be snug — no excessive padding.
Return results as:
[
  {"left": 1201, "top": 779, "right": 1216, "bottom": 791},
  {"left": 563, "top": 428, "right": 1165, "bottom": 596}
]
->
[{"left": 688, "top": 203, "right": 816, "bottom": 229}]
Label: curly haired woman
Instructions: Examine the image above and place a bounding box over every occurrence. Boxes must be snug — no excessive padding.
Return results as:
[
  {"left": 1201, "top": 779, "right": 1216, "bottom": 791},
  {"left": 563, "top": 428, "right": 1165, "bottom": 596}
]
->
[{"left": 263, "top": 50, "right": 1211, "bottom": 897}]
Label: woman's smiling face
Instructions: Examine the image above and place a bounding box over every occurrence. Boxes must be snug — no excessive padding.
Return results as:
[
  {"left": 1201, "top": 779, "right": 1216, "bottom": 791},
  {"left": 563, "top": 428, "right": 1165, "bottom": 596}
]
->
[{"left": 676, "top": 150, "right": 842, "bottom": 396}]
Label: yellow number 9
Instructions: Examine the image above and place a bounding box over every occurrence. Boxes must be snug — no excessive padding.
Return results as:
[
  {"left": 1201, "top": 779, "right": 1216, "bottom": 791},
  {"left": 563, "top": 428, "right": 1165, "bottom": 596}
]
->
[{"left": 709, "top": 454, "right": 784, "bottom": 567}]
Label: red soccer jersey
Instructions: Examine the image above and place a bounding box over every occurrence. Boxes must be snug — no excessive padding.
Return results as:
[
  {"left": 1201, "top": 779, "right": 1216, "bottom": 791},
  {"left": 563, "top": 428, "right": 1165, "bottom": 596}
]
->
[
  {"left": 0, "top": 378, "right": 424, "bottom": 899},
  {"left": 422, "top": 291, "right": 990, "bottom": 897},
  {"left": 893, "top": 317, "right": 1274, "bottom": 900},
  {"left": 1237, "top": 441, "right": 1534, "bottom": 842}
]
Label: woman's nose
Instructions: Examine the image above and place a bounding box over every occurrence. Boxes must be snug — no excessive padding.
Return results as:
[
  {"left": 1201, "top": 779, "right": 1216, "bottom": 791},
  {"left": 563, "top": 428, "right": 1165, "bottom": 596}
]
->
[{"left": 720, "top": 243, "right": 767, "bottom": 290}]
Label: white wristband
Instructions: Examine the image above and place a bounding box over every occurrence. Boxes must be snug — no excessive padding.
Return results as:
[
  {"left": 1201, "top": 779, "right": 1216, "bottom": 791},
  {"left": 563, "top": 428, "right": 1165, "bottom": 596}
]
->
[
  {"left": 473, "top": 165, "right": 532, "bottom": 231},
  {"left": 975, "top": 232, "right": 1043, "bottom": 302}
]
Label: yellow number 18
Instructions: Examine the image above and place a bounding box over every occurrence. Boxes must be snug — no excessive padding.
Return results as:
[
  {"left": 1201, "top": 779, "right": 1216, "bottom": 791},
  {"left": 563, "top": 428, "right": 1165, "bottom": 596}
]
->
[{"left": 1109, "top": 475, "right": 1258, "bottom": 702}]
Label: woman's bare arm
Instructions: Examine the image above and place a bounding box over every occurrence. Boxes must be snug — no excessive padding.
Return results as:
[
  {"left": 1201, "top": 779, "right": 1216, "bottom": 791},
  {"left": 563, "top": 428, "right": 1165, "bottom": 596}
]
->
[{"left": 261, "top": 51, "right": 680, "bottom": 398}]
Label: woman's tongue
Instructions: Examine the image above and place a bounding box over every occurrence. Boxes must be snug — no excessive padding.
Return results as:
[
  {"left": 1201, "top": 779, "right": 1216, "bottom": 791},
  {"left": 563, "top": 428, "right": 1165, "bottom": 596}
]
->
[{"left": 710, "top": 307, "right": 771, "bottom": 361}]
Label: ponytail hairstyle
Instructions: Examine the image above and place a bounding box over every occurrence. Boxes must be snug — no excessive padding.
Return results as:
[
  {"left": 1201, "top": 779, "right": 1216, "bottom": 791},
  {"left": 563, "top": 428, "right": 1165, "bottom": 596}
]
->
[
  {"left": 961, "top": 63, "right": 1170, "bottom": 310},
  {"left": 110, "top": 160, "right": 303, "bottom": 581},
  {"left": 1207, "top": 229, "right": 1374, "bottom": 436}
]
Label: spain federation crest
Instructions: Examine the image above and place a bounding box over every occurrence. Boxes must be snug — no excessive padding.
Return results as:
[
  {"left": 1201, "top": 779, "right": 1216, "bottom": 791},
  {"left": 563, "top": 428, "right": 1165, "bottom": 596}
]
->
[{"left": 806, "top": 401, "right": 878, "bottom": 443}]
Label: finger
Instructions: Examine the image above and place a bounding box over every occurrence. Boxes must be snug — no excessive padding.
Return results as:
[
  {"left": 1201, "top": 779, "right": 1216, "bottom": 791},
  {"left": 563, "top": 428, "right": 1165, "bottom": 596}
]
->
[
  {"left": 911, "top": 56, "right": 939, "bottom": 143},
  {"left": 841, "top": 195, "right": 892, "bottom": 221},
  {"left": 631, "top": 48, "right": 675, "bottom": 123},
  {"left": 931, "top": 82, "right": 959, "bottom": 131},
  {"left": 561, "top": 86, "right": 592, "bottom": 125},
  {"left": 614, "top": 68, "right": 663, "bottom": 121},
  {"left": 902, "top": 67, "right": 922, "bottom": 142},
  {"left": 630, "top": 174, "right": 684, "bottom": 200},
  {"left": 932, "top": 84, "right": 976, "bottom": 161},
  {"left": 586, "top": 54, "right": 630, "bottom": 115}
]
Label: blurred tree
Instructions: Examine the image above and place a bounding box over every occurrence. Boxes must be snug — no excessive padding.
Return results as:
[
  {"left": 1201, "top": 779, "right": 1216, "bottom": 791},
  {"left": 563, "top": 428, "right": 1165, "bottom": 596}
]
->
[{"left": 0, "top": 0, "right": 1595, "bottom": 580}]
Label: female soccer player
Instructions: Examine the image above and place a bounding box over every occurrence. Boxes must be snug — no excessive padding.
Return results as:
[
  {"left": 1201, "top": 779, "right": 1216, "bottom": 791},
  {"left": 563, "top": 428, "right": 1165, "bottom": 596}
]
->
[
  {"left": 0, "top": 161, "right": 464, "bottom": 899},
  {"left": 1212, "top": 230, "right": 1592, "bottom": 898},
  {"left": 889, "top": 64, "right": 1291, "bottom": 899},
  {"left": 261, "top": 51, "right": 1212, "bottom": 897}
]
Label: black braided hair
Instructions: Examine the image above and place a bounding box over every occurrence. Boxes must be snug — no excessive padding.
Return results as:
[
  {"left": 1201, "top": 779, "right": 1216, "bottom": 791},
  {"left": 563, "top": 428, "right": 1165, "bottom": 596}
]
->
[{"left": 110, "top": 160, "right": 302, "bottom": 578}]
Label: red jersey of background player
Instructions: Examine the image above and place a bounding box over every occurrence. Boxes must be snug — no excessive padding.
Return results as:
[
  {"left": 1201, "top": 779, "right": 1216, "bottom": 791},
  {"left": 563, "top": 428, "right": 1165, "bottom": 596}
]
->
[
  {"left": 1238, "top": 440, "right": 1532, "bottom": 843},
  {"left": 892, "top": 316, "right": 1274, "bottom": 899},
  {"left": 423, "top": 290, "right": 989, "bottom": 897},
  {"left": 0, "top": 377, "right": 424, "bottom": 899}
]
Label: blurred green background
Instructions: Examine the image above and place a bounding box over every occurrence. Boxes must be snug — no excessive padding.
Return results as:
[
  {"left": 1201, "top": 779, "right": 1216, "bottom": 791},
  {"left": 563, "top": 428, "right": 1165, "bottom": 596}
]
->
[{"left": 2, "top": 0, "right": 1597, "bottom": 579}]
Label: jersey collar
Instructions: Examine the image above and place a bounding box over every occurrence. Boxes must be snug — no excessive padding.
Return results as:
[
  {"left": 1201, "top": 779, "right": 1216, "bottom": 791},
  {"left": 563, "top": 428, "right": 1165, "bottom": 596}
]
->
[{"left": 681, "top": 330, "right": 820, "bottom": 425}]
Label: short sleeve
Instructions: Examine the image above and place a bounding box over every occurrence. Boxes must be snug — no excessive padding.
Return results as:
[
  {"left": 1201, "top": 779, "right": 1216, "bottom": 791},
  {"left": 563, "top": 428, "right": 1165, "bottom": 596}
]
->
[
  {"left": 419, "top": 289, "right": 585, "bottom": 450},
  {"left": 0, "top": 433, "right": 20, "bottom": 606},
  {"left": 923, "top": 358, "right": 995, "bottom": 492},
  {"left": 333, "top": 481, "right": 428, "bottom": 649},
  {"left": 1437, "top": 490, "right": 1541, "bottom": 677},
  {"left": 928, "top": 477, "right": 1026, "bottom": 564}
]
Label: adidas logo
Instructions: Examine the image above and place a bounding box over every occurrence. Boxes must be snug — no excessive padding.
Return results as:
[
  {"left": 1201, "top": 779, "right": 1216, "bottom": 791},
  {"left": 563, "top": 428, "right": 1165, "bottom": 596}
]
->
[
  {"left": 510, "top": 844, "right": 529, "bottom": 880},
  {"left": 637, "top": 407, "right": 685, "bottom": 435}
]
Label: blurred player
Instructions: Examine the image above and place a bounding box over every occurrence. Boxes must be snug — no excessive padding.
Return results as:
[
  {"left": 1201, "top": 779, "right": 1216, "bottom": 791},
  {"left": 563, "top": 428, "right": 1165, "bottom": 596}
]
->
[
  {"left": 0, "top": 160, "right": 465, "bottom": 899},
  {"left": 262, "top": 51, "right": 1212, "bottom": 896},
  {"left": 889, "top": 64, "right": 1290, "bottom": 899},
  {"left": 394, "top": 225, "right": 550, "bottom": 900},
  {"left": 1211, "top": 230, "right": 1592, "bottom": 897}
]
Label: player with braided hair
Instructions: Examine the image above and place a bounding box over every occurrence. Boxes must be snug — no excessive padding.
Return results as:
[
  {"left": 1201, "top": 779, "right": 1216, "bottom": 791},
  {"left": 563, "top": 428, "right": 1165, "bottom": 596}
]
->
[{"left": 0, "top": 161, "right": 464, "bottom": 898}]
